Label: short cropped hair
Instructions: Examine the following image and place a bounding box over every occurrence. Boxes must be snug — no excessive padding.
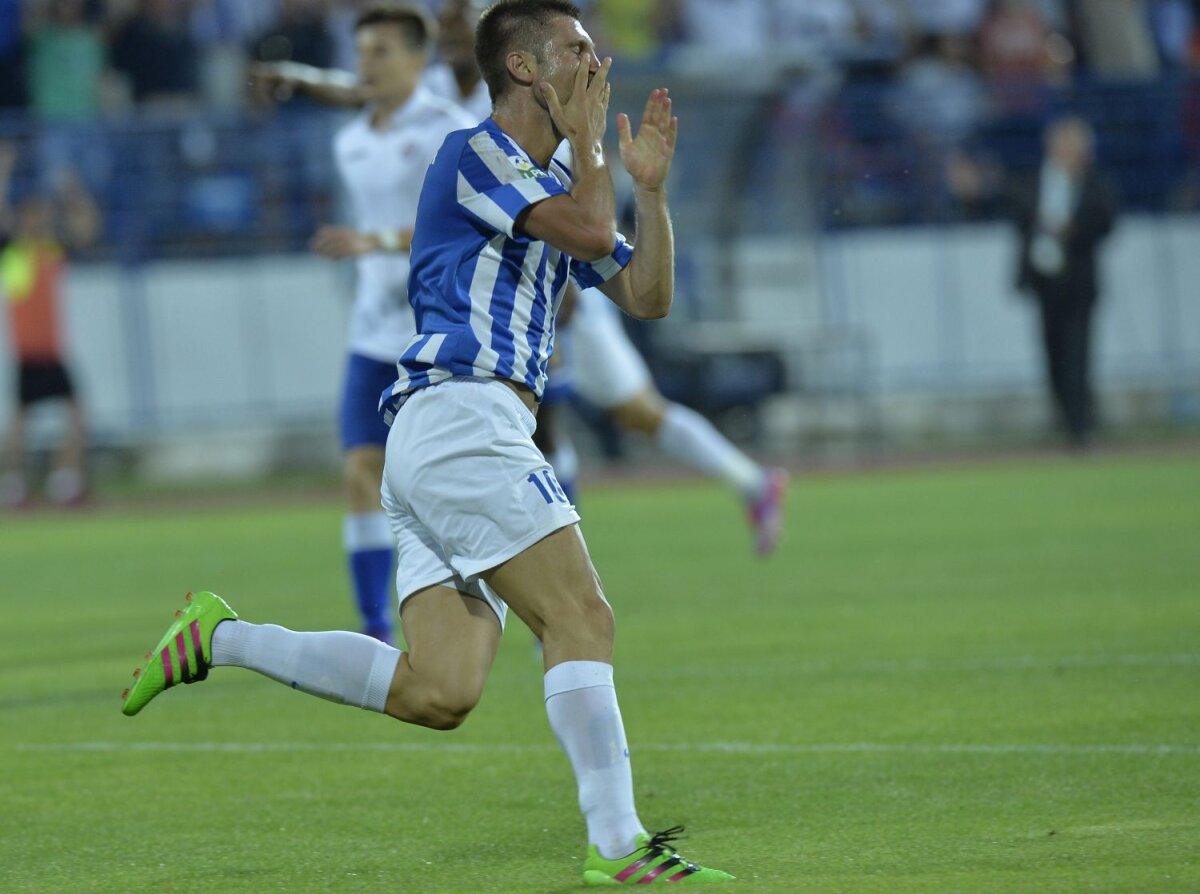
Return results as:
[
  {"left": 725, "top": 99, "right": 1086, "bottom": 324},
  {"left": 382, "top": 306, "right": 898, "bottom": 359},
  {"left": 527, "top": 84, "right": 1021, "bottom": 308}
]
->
[
  {"left": 355, "top": 3, "right": 437, "bottom": 51},
  {"left": 475, "top": 0, "right": 582, "bottom": 103}
]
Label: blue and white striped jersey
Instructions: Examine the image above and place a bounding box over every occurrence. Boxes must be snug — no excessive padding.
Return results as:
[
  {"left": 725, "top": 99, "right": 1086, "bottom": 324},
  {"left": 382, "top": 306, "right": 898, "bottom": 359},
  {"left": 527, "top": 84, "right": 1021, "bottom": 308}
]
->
[{"left": 380, "top": 117, "right": 632, "bottom": 418}]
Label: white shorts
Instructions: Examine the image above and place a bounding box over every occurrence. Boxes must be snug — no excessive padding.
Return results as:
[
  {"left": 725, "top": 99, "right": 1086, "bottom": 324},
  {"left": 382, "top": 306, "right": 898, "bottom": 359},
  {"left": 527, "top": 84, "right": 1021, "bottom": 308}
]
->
[
  {"left": 380, "top": 377, "right": 580, "bottom": 628},
  {"left": 568, "top": 287, "right": 652, "bottom": 408}
]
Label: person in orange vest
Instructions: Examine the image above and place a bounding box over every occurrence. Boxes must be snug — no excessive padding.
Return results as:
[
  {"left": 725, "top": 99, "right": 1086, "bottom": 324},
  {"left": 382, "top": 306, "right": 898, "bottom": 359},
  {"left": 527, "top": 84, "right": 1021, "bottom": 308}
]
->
[{"left": 1, "top": 142, "right": 100, "bottom": 508}]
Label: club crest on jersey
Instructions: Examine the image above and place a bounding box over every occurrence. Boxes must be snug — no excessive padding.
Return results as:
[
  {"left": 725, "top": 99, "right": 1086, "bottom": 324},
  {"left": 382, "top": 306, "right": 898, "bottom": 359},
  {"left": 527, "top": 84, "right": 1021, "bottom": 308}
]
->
[{"left": 508, "top": 156, "right": 550, "bottom": 180}]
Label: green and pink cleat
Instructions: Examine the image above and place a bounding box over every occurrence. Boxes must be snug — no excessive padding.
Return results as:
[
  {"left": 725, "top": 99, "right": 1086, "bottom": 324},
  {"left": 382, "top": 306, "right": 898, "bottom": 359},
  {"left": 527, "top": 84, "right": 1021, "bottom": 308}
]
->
[
  {"left": 583, "top": 827, "right": 734, "bottom": 886},
  {"left": 748, "top": 468, "right": 789, "bottom": 557},
  {"left": 120, "top": 591, "right": 236, "bottom": 716}
]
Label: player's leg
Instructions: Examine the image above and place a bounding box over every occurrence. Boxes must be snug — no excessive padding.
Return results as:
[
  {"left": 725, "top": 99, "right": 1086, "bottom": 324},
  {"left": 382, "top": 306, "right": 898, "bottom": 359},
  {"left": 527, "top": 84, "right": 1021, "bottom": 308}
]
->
[
  {"left": 120, "top": 586, "right": 498, "bottom": 731},
  {"left": 621, "top": 389, "right": 788, "bottom": 555},
  {"left": 122, "top": 469, "right": 501, "bottom": 727},
  {"left": 46, "top": 381, "right": 87, "bottom": 505},
  {"left": 1, "top": 397, "right": 29, "bottom": 508},
  {"left": 1037, "top": 294, "right": 1072, "bottom": 440},
  {"left": 384, "top": 583, "right": 500, "bottom": 728},
  {"left": 344, "top": 445, "right": 394, "bottom": 641},
  {"left": 339, "top": 353, "right": 399, "bottom": 643},
  {"left": 483, "top": 526, "right": 732, "bottom": 883}
]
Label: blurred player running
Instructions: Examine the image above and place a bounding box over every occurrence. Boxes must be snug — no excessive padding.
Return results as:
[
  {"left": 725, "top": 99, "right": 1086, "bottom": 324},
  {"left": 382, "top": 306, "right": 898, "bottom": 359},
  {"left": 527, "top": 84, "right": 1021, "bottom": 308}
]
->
[
  {"left": 123, "top": 0, "right": 733, "bottom": 885},
  {"left": 564, "top": 282, "right": 788, "bottom": 555},
  {"left": 254, "top": 5, "right": 474, "bottom": 643}
]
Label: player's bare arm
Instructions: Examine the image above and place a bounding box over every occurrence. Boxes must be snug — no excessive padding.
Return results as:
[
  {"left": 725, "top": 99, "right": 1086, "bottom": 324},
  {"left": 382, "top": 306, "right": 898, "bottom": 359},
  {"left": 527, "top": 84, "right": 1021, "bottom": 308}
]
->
[
  {"left": 598, "top": 88, "right": 677, "bottom": 320},
  {"left": 250, "top": 62, "right": 367, "bottom": 108},
  {"left": 518, "top": 54, "right": 618, "bottom": 261},
  {"left": 311, "top": 225, "right": 414, "bottom": 259}
]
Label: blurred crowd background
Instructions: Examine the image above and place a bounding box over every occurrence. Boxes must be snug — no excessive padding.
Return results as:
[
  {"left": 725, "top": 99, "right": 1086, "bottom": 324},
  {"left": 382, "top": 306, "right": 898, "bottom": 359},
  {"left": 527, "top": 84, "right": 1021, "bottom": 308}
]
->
[
  {"left": 3, "top": 0, "right": 1198, "bottom": 246},
  {"left": 1, "top": 0, "right": 1198, "bottom": 490}
]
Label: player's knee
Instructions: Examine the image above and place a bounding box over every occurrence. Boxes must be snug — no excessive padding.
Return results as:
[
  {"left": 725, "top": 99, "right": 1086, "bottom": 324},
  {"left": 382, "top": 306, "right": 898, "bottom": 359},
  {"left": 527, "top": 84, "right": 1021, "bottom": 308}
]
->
[
  {"left": 545, "top": 587, "right": 614, "bottom": 650},
  {"left": 609, "top": 392, "right": 664, "bottom": 435},
  {"left": 344, "top": 449, "right": 385, "bottom": 506},
  {"left": 409, "top": 679, "right": 484, "bottom": 731}
]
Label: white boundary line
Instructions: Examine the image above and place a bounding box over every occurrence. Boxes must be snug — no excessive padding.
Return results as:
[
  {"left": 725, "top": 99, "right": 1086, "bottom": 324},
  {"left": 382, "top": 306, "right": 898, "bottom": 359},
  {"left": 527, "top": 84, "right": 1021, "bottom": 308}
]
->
[{"left": 15, "top": 741, "right": 1200, "bottom": 756}]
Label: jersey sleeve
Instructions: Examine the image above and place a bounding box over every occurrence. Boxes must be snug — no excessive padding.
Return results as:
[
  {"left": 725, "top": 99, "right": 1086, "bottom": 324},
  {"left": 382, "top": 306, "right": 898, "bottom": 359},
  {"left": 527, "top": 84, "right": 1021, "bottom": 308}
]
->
[
  {"left": 569, "top": 232, "right": 633, "bottom": 288},
  {"left": 456, "top": 131, "right": 569, "bottom": 240}
]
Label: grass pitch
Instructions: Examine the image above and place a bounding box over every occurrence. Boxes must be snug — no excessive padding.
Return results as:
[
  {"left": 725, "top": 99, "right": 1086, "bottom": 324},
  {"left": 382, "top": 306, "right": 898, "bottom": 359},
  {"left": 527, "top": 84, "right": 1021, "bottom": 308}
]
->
[{"left": 2, "top": 451, "right": 1198, "bottom": 893}]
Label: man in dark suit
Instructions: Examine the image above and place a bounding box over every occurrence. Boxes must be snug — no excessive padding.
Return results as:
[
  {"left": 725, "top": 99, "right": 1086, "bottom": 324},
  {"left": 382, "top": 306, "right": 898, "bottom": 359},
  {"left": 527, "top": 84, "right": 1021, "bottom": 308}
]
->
[{"left": 1011, "top": 115, "right": 1117, "bottom": 448}]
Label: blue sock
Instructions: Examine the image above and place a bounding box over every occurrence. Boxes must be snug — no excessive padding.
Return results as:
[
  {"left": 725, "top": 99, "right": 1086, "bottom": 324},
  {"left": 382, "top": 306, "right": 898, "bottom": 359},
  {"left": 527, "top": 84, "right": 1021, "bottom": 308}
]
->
[{"left": 343, "top": 514, "right": 396, "bottom": 643}]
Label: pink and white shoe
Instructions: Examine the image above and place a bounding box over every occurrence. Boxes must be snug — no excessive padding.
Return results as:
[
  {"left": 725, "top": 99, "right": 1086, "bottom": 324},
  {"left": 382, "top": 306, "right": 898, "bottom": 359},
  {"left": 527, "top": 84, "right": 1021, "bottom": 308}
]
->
[{"left": 747, "top": 468, "right": 788, "bottom": 557}]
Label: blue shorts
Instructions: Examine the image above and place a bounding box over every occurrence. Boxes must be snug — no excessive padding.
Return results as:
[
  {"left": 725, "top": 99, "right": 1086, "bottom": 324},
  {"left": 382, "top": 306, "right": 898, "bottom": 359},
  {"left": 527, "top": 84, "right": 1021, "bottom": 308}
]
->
[{"left": 340, "top": 353, "right": 398, "bottom": 450}]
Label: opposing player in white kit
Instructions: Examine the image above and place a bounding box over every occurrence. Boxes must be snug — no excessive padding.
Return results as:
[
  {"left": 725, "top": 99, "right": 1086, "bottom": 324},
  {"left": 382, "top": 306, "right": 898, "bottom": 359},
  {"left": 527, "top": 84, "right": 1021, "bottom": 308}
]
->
[
  {"left": 255, "top": 5, "right": 474, "bottom": 643},
  {"left": 122, "top": 0, "right": 733, "bottom": 885},
  {"left": 565, "top": 283, "right": 788, "bottom": 555}
]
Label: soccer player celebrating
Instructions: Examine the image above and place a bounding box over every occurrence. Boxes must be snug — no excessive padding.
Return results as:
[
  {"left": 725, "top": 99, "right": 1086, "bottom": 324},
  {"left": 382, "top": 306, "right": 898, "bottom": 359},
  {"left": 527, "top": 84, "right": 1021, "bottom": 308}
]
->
[
  {"left": 122, "top": 0, "right": 732, "bottom": 885},
  {"left": 254, "top": 5, "right": 475, "bottom": 644}
]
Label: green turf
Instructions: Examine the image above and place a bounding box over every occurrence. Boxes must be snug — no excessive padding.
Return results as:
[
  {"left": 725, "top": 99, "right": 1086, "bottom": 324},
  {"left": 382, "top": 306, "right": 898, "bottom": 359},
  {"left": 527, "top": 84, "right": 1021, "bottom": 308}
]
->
[{"left": 2, "top": 453, "right": 1198, "bottom": 893}]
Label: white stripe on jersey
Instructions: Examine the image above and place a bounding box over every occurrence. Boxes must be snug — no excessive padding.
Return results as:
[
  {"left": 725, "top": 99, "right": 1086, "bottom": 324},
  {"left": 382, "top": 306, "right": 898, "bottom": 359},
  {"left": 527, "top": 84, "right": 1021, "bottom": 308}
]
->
[
  {"left": 414, "top": 333, "right": 446, "bottom": 365},
  {"left": 467, "top": 239, "right": 506, "bottom": 378}
]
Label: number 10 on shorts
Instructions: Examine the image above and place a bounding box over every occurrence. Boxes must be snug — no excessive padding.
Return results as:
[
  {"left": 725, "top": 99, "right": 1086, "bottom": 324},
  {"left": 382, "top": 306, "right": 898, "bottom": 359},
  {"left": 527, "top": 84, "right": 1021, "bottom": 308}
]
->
[{"left": 528, "top": 470, "right": 569, "bottom": 504}]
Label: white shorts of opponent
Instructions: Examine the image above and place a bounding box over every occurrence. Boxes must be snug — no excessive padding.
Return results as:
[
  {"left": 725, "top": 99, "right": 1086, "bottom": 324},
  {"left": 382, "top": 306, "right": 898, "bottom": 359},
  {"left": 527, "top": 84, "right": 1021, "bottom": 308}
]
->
[
  {"left": 380, "top": 377, "right": 580, "bottom": 628},
  {"left": 567, "top": 287, "right": 653, "bottom": 409}
]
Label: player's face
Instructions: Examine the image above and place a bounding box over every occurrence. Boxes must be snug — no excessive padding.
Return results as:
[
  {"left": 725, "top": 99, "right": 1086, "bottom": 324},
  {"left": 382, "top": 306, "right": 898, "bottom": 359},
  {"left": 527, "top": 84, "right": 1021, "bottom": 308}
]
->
[
  {"left": 536, "top": 17, "right": 600, "bottom": 106},
  {"left": 356, "top": 24, "right": 425, "bottom": 103}
]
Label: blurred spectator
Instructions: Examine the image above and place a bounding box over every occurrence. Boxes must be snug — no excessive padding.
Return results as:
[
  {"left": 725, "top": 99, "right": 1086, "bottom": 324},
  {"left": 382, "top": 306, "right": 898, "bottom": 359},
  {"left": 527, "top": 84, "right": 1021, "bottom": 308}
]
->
[
  {"left": 1146, "top": 0, "right": 1195, "bottom": 69},
  {"left": 1009, "top": 116, "right": 1116, "bottom": 448},
  {"left": 587, "top": 0, "right": 674, "bottom": 62},
  {"left": 905, "top": 0, "right": 988, "bottom": 37},
  {"left": 1072, "top": 0, "right": 1159, "bottom": 78},
  {"left": 773, "top": 0, "right": 882, "bottom": 65},
  {"left": 25, "top": 0, "right": 106, "bottom": 121},
  {"left": 978, "top": 0, "right": 1072, "bottom": 114},
  {"left": 979, "top": 0, "right": 1055, "bottom": 80},
  {"left": 888, "top": 33, "right": 989, "bottom": 148},
  {"left": 110, "top": 0, "right": 201, "bottom": 108},
  {"left": 0, "top": 142, "right": 101, "bottom": 508},
  {"left": 847, "top": 0, "right": 913, "bottom": 61},
  {"left": 672, "top": 0, "right": 770, "bottom": 59},
  {"left": 887, "top": 33, "right": 990, "bottom": 216},
  {"left": 424, "top": 0, "right": 491, "bottom": 118},
  {"left": 25, "top": 0, "right": 112, "bottom": 192},
  {"left": 249, "top": 0, "right": 335, "bottom": 69},
  {"left": 0, "top": 0, "right": 24, "bottom": 108},
  {"left": 190, "top": 0, "right": 279, "bottom": 111}
]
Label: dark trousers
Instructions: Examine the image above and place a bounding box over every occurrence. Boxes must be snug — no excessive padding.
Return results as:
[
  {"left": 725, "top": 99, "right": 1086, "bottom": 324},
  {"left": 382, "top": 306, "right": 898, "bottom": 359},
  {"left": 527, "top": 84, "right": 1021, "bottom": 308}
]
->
[{"left": 1035, "top": 292, "right": 1096, "bottom": 445}]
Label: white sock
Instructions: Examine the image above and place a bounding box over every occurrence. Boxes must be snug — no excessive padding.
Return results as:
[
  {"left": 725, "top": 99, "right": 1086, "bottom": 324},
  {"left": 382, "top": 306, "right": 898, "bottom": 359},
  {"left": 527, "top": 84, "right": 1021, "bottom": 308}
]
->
[
  {"left": 544, "top": 660, "right": 646, "bottom": 859},
  {"left": 655, "top": 403, "right": 766, "bottom": 501},
  {"left": 211, "top": 620, "right": 399, "bottom": 713},
  {"left": 342, "top": 512, "right": 394, "bottom": 551}
]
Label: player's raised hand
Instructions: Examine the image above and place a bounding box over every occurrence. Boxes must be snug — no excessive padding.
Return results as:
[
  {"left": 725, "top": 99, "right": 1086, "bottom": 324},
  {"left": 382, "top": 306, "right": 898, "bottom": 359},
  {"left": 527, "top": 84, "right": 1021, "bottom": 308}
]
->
[
  {"left": 540, "top": 55, "right": 612, "bottom": 150},
  {"left": 617, "top": 89, "right": 677, "bottom": 192}
]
